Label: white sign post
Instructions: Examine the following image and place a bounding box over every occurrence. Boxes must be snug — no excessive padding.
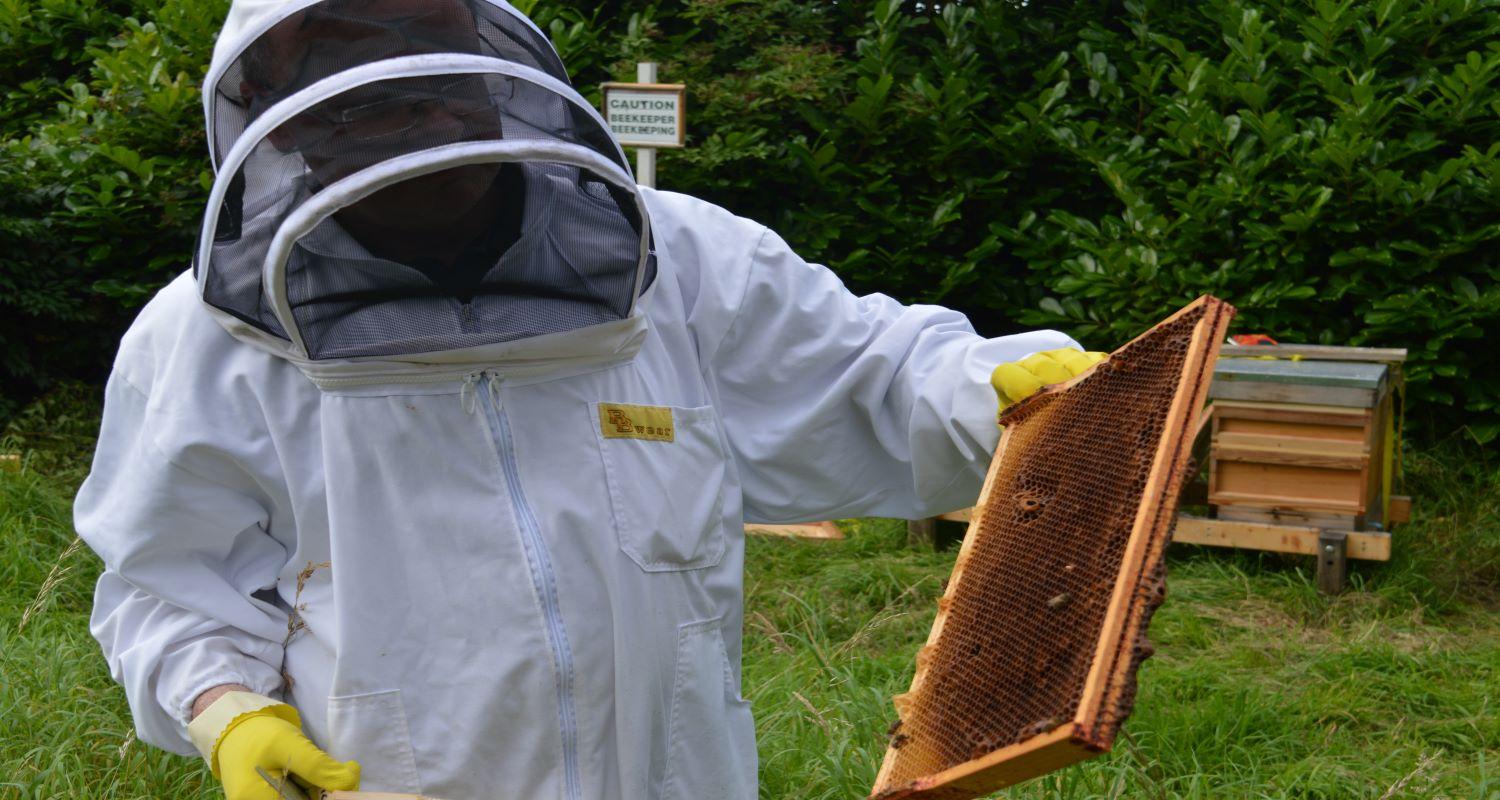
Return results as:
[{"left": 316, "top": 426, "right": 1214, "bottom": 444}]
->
[{"left": 601, "top": 62, "right": 686, "bottom": 189}]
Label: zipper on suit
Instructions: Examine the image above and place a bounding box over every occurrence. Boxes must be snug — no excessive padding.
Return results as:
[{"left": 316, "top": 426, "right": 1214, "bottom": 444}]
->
[{"left": 472, "top": 371, "right": 582, "bottom": 800}]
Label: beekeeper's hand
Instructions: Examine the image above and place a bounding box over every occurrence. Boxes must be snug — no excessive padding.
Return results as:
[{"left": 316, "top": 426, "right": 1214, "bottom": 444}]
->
[
  {"left": 991, "top": 348, "right": 1106, "bottom": 411},
  {"left": 189, "top": 688, "right": 360, "bottom": 800}
]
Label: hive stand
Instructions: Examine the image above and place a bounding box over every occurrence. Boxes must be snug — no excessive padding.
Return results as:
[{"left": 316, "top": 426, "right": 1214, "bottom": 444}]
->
[{"left": 1177, "top": 343, "right": 1410, "bottom": 593}]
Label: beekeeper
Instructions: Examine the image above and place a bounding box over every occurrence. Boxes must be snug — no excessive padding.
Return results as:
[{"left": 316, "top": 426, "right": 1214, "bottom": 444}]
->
[{"left": 74, "top": 1, "right": 1101, "bottom": 798}]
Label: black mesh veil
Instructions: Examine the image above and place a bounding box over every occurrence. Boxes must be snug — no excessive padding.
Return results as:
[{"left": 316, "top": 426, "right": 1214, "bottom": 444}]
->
[
  {"left": 197, "top": 16, "right": 651, "bottom": 361},
  {"left": 208, "top": 0, "right": 570, "bottom": 167}
]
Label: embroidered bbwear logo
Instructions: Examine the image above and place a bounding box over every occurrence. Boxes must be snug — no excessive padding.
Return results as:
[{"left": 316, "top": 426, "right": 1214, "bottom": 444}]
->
[{"left": 599, "top": 403, "right": 675, "bottom": 442}]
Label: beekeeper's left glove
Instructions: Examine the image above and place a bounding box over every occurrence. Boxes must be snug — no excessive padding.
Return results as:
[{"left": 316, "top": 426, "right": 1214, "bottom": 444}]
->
[
  {"left": 188, "top": 690, "right": 361, "bottom": 800},
  {"left": 991, "top": 348, "right": 1106, "bottom": 412}
]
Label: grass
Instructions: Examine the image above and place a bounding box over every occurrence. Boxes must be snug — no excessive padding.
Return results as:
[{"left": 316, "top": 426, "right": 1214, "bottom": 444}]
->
[{"left": 2, "top": 387, "right": 1497, "bottom": 799}]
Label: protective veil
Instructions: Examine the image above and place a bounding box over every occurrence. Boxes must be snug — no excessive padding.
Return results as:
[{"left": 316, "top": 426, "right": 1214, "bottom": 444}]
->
[
  {"left": 76, "top": 2, "right": 1081, "bottom": 799},
  {"left": 197, "top": 0, "right": 651, "bottom": 371}
]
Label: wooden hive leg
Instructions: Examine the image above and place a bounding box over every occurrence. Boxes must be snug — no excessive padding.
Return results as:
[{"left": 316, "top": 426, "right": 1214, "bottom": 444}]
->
[{"left": 908, "top": 517, "right": 938, "bottom": 550}]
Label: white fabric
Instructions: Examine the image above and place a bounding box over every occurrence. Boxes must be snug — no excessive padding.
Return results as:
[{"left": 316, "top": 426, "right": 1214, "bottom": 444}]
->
[{"left": 77, "top": 187, "right": 1079, "bottom": 799}]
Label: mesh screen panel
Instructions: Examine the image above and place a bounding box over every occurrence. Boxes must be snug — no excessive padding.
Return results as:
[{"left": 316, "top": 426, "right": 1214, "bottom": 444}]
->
[
  {"left": 870, "top": 296, "right": 1235, "bottom": 799},
  {"left": 201, "top": 67, "right": 647, "bottom": 358},
  {"left": 284, "top": 161, "right": 646, "bottom": 359},
  {"left": 211, "top": 0, "right": 569, "bottom": 165}
]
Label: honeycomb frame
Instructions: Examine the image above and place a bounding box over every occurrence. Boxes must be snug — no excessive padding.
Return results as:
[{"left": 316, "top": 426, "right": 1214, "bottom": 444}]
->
[{"left": 870, "top": 296, "right": 1236, "bottom": 799}]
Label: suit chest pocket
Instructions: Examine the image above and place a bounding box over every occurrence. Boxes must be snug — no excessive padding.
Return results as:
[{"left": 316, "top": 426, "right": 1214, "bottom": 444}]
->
[{"left": 593, "top": 402, "right": 728, "bottom": 571}]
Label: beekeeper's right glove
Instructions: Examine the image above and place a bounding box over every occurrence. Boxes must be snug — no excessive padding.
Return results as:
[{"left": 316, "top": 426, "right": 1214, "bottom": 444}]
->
[
  {"left": 990, "top": 348, "right": 1106, "bottom": 411},
  {"left": 188, "top": 691, "right": 361, "bottom": 800}
]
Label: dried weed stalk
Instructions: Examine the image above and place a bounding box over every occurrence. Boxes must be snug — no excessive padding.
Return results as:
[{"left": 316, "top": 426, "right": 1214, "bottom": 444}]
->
[
  {"left": 18, "top": 536, "right": 84, "bottom": 632},
  {"left": 281, "top": 560, "right": 331, "bottom": 690}
]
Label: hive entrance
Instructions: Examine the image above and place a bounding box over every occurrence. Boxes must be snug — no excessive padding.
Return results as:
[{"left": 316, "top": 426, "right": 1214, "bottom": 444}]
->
[{"left": 870, "top": 296, "right": 1235, "bottom": 799}]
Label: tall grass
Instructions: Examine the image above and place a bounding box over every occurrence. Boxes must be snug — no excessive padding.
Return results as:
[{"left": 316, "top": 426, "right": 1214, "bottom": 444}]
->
[{"left": 2, "top": 388, "right": 1496, "bottom": 798}]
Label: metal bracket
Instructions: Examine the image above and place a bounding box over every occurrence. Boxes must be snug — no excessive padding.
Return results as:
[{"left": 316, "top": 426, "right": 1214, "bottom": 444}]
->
[{"left": 1316, "top": 530, "right": 1348, "bottom": 594}]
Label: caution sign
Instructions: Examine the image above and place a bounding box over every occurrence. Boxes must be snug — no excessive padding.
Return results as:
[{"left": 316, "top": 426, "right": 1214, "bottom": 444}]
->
[{"left": 600, "top": 82, "right": 686, "bottom": 149}]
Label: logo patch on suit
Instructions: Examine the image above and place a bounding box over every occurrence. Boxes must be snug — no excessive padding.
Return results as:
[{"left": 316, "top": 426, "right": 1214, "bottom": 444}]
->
[{"left": 599, "top": 403, "right": 675, "bottom": 442}]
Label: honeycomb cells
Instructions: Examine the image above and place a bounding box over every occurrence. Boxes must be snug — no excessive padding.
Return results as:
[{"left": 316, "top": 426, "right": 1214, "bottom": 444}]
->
[{"left": 874, "top": 297, "right": 1233, "bottom": 797}]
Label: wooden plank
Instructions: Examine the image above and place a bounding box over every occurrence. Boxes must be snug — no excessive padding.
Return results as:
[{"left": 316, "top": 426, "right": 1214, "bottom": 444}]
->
[
  {"left": 1209, "top": 379, "right": 1374, "bottom": 408},
  {"left": 1211, "top": 490, "right": 1362, "bottom": 514},
  {"left": 1212, "top": 400, "right": 1369, "bottom": 427},
  {"left": 1213, "top": 446, "right": 1366, "bottom": 470},
  {"left": 937, "top": 508, "right": 973, "bottom": 523},
  {"left": 1211, "top": 462, "right": 1364, "bottom": 510},
  {"left": 1214, "top": 431, "right": 1367, "bottom": 455},
  {"left": 746, "top": 522, "right": 845, "bottom": 540},
  {"left": 878, "top": 727, "right": 1095, "bottom": 798},
  {"left": 1075, "top": 298, "right": 1227, "bottom": 736},
  {"left": 326, "top": 794, "right": 440, "bottom": 800},
  {"left": 1174, "top": 516, "right": 1391, "bottom": 561},
  {"left": 1218, "top": 417, "right": 1374, "bottom": 444},
  {"left": 1388, "top": 495, "right": 1412, "bottom": 524},
  {"left": 1220, "top": 344, "right": 1408, "bottom": 363},
  {"left": 1191, "top": 403, "right": 1216, "bottom": 443},
  {"left": 906, "top": 518, "right": 937, "bottom": 549},
  {"left": 1218, "top": 505, "right": 1357, "bottom": 531}
]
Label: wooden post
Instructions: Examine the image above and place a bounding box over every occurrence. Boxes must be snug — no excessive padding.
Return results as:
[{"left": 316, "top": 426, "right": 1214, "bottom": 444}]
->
[
  {"left": 635, "top": 62, "right": 657, "bottom": 188},
  {"left": 907, "top": 518, "right": 937, "bottom": 550}
]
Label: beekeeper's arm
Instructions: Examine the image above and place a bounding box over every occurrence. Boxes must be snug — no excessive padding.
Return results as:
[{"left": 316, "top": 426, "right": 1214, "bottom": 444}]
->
[
  {"left": 77, "top": 366, "right": 289, "bottom": 752},
  {"left": 75, "top": 362, "right": 358, "bottom": 797},
  {"left": 684, "top": 211, "right": 1084, "bottom": 523}
]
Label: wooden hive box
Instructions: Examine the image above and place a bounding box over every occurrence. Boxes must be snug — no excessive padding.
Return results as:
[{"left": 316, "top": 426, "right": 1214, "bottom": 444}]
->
[{"left": 1206, "top": 349, "right": 1405, "bottom": 532}]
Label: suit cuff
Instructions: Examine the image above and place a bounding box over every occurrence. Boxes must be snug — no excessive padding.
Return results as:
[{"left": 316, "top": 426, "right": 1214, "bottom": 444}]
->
[{"left": 187, "top": 690, "right": 299, "bottom": 767}]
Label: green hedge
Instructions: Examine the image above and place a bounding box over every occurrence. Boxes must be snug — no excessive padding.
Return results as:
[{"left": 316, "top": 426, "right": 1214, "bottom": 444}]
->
[
  {"left": 0, "top": 0, "right": 221, "bottom": 419},
  {"left": 3, "top": 0, "right": 1497, "bottom": 441}
]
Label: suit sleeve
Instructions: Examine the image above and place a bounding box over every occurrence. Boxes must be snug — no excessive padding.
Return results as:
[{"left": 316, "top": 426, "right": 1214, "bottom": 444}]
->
[
  {"left": 706, "top": 227, "right": 1080, "bottom": 523},
  {"left": 75, "top": 369, "right": 290, "bottom": 755}
]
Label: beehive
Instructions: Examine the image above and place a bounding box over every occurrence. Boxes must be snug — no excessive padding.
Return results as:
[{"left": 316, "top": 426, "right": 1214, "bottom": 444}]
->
[
  {"left": 1206, "top": 355, "right": 1400, "bottom": 530},
  {"left": 870, "top": 296, "right": 1235, "bottom": 799}
]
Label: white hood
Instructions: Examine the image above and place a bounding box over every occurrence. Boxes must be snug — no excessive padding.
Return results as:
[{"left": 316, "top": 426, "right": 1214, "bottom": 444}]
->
[{"left": 193, "top": 0, "right": 651, "bottom": 383}]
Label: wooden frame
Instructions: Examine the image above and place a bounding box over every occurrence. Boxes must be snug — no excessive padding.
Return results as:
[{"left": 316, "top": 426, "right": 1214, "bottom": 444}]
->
[
  {"left": 325, "top": 794, "right": 436, "bottom": 800},
  {"left": 871, "top": 297, "right": 1234, "bottom": 799},
  {"left": 744, "top": 521, "right": 845, "bottom": 540},
  {"left": 1174, "top": 516, "right": 1390, "bottom": 560},
  {"left": 599, "top": 82, "right": 687, "bottom": 148}
]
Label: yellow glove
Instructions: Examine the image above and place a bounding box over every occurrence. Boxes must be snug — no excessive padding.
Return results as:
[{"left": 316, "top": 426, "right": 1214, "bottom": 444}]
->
[
  {"left": 991, "top": 348, "right": 1106, "bottom": 410},
  {"left": 188, "top": 691, "right": 360, "bottom": 800}
]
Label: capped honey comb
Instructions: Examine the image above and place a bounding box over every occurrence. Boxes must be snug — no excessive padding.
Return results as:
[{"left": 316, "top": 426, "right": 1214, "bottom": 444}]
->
[{"left": 870, "top": 296, "right": 1235, "bottom": 799}]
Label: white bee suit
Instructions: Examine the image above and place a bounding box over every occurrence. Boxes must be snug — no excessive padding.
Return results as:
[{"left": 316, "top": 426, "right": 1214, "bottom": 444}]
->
[{"left": 75, "top": 1, "right": 1080, "bottom": 798}]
